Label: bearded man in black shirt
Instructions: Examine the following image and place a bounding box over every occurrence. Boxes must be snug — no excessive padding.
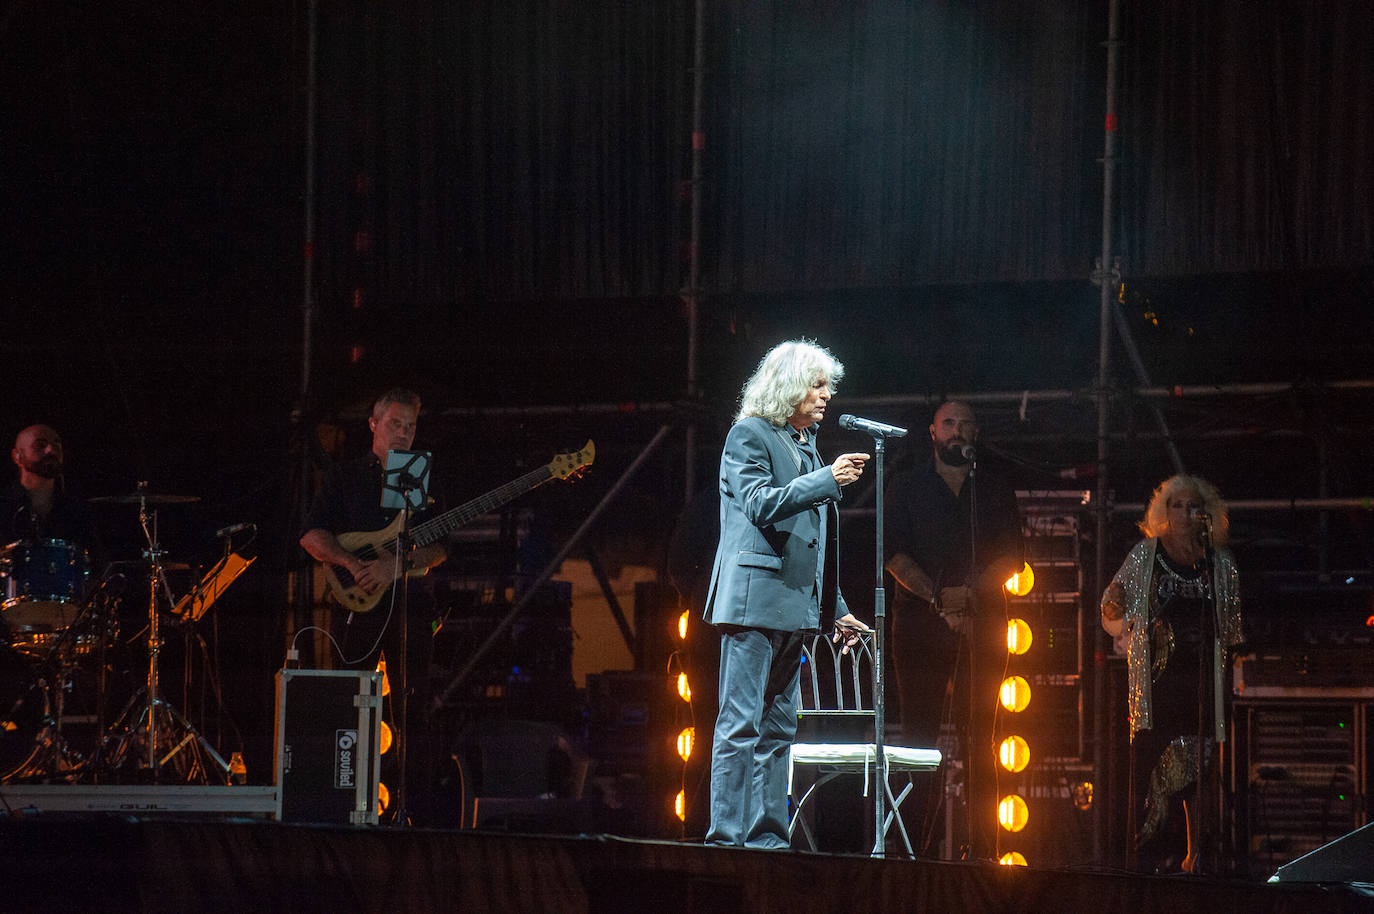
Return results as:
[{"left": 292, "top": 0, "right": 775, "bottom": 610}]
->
[{"left": 884, "top": 400, "right": 1023, "bottom": 860}]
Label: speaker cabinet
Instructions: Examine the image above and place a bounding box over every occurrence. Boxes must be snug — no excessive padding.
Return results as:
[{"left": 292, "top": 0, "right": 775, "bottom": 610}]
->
[{"left": 1231, "top": 699, "right": 1367, "bottom": 877}]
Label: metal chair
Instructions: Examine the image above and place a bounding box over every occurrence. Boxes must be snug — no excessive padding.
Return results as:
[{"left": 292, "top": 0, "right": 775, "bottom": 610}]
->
[{"left": 788, "top": 630, "right": 941, "bottom": 856}]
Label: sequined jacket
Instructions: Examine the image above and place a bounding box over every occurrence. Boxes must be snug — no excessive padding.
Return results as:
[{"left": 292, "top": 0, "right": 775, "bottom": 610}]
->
[{"left": 1101, "top": 538, "right": 1242, "bottom": 743}]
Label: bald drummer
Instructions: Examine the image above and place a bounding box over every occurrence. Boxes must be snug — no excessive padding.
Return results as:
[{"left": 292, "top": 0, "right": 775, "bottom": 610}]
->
[{"left": 7, "top": 424, "right": 82, "bottom": 542}]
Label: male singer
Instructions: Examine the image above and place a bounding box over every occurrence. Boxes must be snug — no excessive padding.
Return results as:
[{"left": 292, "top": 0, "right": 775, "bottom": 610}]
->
[{"left": 703, "top": 339, "right": 870, "bottom": 848}]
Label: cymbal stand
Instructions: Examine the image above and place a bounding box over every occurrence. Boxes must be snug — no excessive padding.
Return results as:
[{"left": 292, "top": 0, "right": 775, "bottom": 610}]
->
[
  {"left": 113, "top": 487, "right": 230, "bottom": 784},
  {"left": 140, "top": 492, "right": 164, "bottom": 774}
]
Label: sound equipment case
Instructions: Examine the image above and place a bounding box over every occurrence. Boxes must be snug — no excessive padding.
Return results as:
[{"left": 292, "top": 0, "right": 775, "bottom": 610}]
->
[{"left": 274, "top": 669, "right": 383, "bottom": 825}]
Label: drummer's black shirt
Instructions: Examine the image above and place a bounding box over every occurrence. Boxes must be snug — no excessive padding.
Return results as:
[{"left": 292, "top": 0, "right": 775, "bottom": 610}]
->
[{"left": 1, "top": 483, "right": 101, "bottom": 554}]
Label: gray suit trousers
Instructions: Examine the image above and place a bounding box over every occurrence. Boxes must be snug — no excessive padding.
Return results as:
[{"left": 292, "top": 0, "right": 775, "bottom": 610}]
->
[{"left": 706, "top": 625, "right": 804, "bottom": 848}]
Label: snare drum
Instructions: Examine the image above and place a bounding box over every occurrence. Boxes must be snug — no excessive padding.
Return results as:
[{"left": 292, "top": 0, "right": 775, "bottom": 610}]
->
[
  {"left": 1, "top": 539, "right": 91, "bottom": 633},
  {"left": 0, "top": 647, "right": 52, "bottom": 781}
]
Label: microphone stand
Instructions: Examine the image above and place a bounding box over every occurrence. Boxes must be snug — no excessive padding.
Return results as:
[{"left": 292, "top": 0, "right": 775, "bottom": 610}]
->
[
  {"left": 1193, "top": 517, "right": 1218, "bottom": 873},
  {"left": 393, "top": 472, "right": 421, "bottom": 827},
  {"left": 871, "top": 432, "right": 889, "bottom": 855},
  {"left": 854, "top": 425, "right": 906, "bottom": 855},
  {"left": 963, "top": 450, "right": 982, "bottom": 858},
  {"left": 380, "top": 456, "right": 429, "bottom": 827}
]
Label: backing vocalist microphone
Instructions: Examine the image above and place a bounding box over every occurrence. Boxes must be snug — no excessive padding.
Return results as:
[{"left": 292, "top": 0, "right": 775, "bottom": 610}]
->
[
  {"left": 958, "top": 444, "right": 976, "bottom": 462},
  {"left": 215, "top": 522, "right": 253, "bottom": 539},
  {"left": 838, "top": 414, "right": 908, "bottom": 438}
]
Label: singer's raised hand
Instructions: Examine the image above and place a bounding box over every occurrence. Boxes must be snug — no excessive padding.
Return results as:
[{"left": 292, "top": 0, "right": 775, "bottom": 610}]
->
[{"left": 830, "top": 452, "right": 869, "bottom": 486}]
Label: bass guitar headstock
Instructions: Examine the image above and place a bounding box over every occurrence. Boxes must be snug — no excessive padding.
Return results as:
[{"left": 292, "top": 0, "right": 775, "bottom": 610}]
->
[{"left": 547, "top": 440, "right": 595, "bottom": 480}]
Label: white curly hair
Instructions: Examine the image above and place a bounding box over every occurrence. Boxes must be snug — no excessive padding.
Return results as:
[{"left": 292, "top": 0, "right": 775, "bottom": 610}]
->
[{"left": 735, "top": 339, "right": 844, "bottom": 426}]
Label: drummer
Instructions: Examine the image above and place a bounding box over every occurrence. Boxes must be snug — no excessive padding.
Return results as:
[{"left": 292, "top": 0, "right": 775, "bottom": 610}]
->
[{"left": 4, "top": 423, "right": 100, "bottom": 554}]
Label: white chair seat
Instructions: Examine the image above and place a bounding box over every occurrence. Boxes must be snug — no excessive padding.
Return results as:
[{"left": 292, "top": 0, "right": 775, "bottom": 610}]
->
[
  {"left": 789, "top": 744, "right": 941, "bottom": 798},
  {"left": 790, "top": 743, "right": 941, "bottom": 770},
  {"left": 788, "top": 632, "right": 943, "bottom": 856}
]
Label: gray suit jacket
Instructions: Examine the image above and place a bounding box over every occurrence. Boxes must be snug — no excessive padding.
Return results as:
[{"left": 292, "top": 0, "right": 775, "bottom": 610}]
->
[{"left": 703, "top": 416, "right": 848, "bottom": 632}]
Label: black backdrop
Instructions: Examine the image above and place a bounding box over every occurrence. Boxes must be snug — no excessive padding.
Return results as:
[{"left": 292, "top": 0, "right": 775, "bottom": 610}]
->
[{"left": 6, "top": 1, "right": 1371, "bottom": 412}]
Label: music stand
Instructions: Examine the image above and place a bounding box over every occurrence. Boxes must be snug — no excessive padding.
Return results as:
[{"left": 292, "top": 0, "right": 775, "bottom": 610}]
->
[
  {"left": 381, "top": 448, "right": 431, "bottom": 825},
  {"left": 173, "top": 552, "right": 256, "bottom": 622}
]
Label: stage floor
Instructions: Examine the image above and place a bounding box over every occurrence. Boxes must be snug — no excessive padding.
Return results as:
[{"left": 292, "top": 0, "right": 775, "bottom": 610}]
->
[{"left": 2, "top": 809, "right": 1371, "bottom": 913}]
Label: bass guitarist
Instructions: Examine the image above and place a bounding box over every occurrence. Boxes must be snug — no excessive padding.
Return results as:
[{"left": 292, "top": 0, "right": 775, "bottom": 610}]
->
[
  {"left": 299, "top": 386, "right": 594, "bottom": 824},
  {"left": 300, "top": 386, "right": 445, "bottom": 823},
  {"left": 300, "top": 387, "right": 448, "bottom": 605}
]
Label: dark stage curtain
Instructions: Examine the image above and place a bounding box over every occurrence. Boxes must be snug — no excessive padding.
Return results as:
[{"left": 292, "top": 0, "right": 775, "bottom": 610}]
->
[
  {"left": 706, "top": 0, "right": 1372, "bottom": 291},
  {"left": 1118, "top": 1, "right": 1374, "bottom": 276},
  {"left": 705, "top": 0, "right": 1104, "bottom": 290},
  {"left": 311, "top": 1, "right": 1372, "bottom": 313},
  {"left": 313, "top": 0, "right": 692, "bottom": 313}
]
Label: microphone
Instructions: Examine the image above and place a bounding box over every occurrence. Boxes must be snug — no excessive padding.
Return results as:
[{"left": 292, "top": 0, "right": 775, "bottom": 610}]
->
[
  {"left": 215, "top": 522, "right": 253, "bottom": 539},
  {"left": 838, "top": 414, "right": 908, "bottom": 438},
  {"left": 1188, "top": 507, "right": 1211, "bottom": 521},
  {"left": 958, "top": 444, "right": 976, "bottom": 461}
]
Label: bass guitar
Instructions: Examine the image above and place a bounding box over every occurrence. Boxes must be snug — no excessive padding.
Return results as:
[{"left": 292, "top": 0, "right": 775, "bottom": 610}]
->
[{"left": 322, "top": 440, "right": 594, "bottom": 612}]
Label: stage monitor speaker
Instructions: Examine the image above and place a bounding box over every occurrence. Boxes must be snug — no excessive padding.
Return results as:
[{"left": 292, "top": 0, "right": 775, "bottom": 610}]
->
[{"left": 1270, "top": 821, "right": 1374, "bottom": 884}]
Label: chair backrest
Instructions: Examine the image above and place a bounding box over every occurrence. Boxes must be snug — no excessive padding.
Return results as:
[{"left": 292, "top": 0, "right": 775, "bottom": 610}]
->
[{"left": 798, "top": 631, "right": 877, "bottom": 742}]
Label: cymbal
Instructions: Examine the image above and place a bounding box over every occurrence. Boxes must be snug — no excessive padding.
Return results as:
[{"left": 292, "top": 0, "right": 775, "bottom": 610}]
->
[
  {"left": 89, "top": 493, "right": 200, "bottom": 505},
  {"left": 107, "top": 559, "right": 193, "bottom": 572}
]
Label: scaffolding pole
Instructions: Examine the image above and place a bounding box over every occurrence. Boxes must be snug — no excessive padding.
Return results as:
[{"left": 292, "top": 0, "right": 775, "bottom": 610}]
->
[
  {"left": 682, "top": 0, "right": 706, "bottom": 504},
  {"left": 291, "top": 0, "right": 321, "bottom": 645},
  {"left": 1091, "top": 0, "right": 1123, "bottom": 866}
]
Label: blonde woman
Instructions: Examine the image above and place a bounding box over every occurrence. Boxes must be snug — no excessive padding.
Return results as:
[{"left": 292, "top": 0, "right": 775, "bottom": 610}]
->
[{"left": 1102, "top": 474, "right": 1242, "bottom": 873}]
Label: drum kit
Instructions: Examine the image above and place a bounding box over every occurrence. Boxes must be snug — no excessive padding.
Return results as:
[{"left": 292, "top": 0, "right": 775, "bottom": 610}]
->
[{"left": 0, "top": 484, "right": 244, "bottom": 786}]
